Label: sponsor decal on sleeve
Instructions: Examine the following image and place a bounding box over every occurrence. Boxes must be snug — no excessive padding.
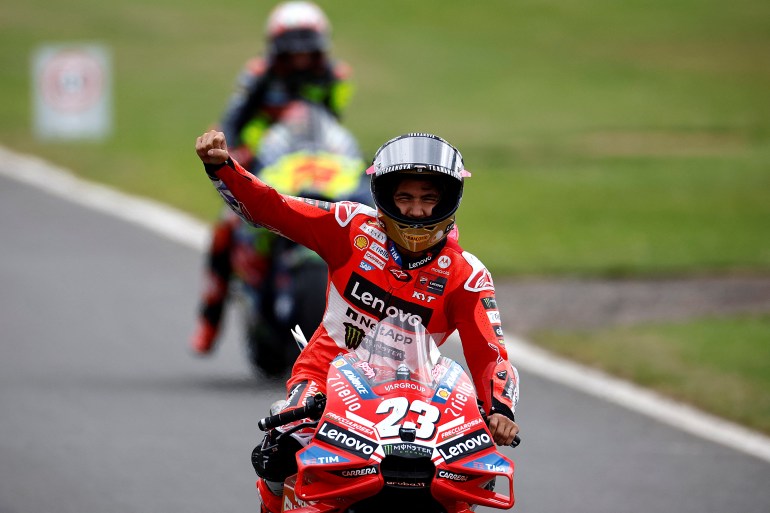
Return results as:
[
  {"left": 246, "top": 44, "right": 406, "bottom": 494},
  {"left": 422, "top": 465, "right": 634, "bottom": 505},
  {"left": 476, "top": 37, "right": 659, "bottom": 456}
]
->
[
  {"left": 301, "top": 198, "right": 331, "bottom": 211},
  {"left": 359, "top": 261, "right": 374, "bottom": 272},
  {"left": 480, "top": 297, "right": 498, "bottom": 310},
  {"left": 486, "top": 310, "right": 501, "bottom": 324}
]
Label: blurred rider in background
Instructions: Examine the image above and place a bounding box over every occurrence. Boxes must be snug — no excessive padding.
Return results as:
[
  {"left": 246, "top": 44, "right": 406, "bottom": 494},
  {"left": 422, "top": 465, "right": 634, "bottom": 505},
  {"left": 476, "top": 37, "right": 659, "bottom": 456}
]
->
[{"left": 191, "top": 1, "right": 355, "bottom": 355}]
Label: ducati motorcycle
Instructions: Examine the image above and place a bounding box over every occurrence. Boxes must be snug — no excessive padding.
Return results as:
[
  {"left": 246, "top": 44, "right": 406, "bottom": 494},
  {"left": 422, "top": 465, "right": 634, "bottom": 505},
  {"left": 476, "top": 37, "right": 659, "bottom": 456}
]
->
[{"left": 257, "top": 317, "right": 518, "bottom": 512}]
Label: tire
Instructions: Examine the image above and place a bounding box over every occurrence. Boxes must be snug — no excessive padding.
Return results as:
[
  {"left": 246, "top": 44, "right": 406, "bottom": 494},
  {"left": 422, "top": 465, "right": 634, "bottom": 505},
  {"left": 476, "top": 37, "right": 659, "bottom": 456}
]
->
[{"left": 245, "top": 260, "right": 327, "bottom": 379}]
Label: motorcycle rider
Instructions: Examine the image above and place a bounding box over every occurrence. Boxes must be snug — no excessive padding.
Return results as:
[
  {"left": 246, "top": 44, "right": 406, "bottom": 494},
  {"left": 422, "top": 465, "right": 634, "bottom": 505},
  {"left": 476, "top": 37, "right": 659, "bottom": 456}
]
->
[
  {"left": 195, "top": 130, "right": 520, "bottom": 513},
  {"left": 191, "top": 0, "right": 353, "bottom": 355}
]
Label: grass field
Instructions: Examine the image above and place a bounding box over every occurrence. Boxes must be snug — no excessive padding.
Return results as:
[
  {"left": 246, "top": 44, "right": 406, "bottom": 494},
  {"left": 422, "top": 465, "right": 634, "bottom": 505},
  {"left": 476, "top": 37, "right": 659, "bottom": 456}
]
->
[
  {"left": 2, "top": 1, "right": 769, "bottom": 431},
  {"left": 534, "top": 314, "right": 770, "bottom": 435},
  {"left": 2, "top": 0, "right": 769, "bottom": 276}
]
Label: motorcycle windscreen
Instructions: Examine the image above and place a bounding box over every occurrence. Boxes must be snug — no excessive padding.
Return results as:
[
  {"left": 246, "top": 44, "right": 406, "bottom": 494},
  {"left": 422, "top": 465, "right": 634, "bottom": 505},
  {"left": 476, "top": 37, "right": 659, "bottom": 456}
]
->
[{"left": 352, "top": 316, "right": 441, "bottom": 387}]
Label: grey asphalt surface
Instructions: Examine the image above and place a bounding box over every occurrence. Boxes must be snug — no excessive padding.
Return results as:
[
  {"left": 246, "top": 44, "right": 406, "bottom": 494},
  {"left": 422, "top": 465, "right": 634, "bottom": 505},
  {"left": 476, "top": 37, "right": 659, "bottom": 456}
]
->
[{"left": 2, "top": 173, "right": 769, "bottom": 513}]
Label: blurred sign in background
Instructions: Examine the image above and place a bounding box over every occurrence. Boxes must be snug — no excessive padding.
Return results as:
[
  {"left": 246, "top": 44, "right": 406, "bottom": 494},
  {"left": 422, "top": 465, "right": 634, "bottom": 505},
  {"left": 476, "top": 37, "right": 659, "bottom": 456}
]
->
[{"left": 32, "top": 44, "right": 112, "bottom": 140}]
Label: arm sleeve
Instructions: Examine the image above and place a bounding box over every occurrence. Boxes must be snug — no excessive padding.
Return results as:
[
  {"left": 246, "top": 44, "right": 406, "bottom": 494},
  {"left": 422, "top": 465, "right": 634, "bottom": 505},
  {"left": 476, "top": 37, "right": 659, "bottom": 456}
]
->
[
  {"left": 206, "top": 158, "right": 358, "bottom": 268},
  {"left": 450, "top": 280, "right": 520, "bottom": 421}
]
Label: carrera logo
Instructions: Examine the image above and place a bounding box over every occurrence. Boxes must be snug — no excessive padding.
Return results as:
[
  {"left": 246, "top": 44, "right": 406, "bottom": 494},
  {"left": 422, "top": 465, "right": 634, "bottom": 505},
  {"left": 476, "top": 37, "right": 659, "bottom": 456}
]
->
[
  {"left": 335, "top": 201, "right": 365, "bottom": 227},
  {"left": 354, "top": 235, "right": 369, "bottom": 250},
  {"left": 437, "top": 470, "right": 471, "bottom": 482},
  {"left": 317, "top": 422, "right": 377, "bottom": 460},
  {"left": 334, "top": 466, "right": 378, "bottom": 478},
  {"left": 343, "top": 273, "right": 433, "bottom": 327},
  {"left": 437, "top": 429, "right": 493, "bottom": 463}
]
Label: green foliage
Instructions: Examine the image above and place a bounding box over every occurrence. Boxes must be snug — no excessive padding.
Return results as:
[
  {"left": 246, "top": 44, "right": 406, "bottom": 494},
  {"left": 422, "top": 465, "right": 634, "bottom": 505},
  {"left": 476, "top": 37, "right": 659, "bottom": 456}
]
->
[
  {"left": 534, "top": 314, "right": 770, "bottom": 434},
  {"left": 2, "top": 0, "right": 769, "bottom": 276}
]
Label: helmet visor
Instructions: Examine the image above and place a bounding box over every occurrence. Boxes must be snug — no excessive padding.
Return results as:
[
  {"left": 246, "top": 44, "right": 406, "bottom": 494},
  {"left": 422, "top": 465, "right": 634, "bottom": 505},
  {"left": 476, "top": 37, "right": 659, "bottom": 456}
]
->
[{"left": 372, "top": 134, "right": 465, "bottom": 177}]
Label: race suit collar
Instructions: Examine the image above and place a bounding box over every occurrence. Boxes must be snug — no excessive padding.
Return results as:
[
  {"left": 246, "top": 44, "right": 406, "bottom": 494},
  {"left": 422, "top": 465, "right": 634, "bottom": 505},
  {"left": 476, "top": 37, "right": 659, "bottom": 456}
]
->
[{"left": 387, "top": 239, "right": 447, "bottom": 271}]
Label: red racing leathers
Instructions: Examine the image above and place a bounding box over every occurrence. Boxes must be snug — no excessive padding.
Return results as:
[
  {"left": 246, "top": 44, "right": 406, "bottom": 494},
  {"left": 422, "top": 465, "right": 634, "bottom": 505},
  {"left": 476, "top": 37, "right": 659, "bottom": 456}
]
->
[{"left": 205, "top": 158, "right": 519, "bottom": 420}]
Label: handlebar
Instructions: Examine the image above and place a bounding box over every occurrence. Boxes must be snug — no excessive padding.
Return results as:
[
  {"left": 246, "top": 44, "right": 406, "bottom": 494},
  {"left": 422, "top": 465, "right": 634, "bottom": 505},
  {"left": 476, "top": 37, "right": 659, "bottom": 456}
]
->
[{"left": 258, "top": 393, "right": 326, "bottom": 431}]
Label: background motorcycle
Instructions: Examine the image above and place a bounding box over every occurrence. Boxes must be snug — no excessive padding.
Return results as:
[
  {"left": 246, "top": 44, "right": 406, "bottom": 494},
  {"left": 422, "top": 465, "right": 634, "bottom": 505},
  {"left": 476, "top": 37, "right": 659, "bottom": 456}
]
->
[
  {"left": 229, "top": 101, "right": 371, "bottom": 377},
  {"left": 257, "top": 317, "right": 519, "bottom": 512}
]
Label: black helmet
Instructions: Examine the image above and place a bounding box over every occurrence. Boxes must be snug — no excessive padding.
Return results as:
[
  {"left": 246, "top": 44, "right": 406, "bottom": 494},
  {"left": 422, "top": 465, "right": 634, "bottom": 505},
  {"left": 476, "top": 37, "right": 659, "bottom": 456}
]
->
[{"left": 367, "top": 133, "right": 469, "bottom": 253}]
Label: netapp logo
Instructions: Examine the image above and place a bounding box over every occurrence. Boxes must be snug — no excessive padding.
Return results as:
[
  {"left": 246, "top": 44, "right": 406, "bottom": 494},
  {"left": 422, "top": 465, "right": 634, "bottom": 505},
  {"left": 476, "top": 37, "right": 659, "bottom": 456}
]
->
[
  {"left": 437, "top": 430, "right": 493, "bottom": 463},
  {"left": 344, "top": 273, "right": 432, "bottom": 326},
  {"left": 317, "top": 422, "right": 377, "bottom": 460}
]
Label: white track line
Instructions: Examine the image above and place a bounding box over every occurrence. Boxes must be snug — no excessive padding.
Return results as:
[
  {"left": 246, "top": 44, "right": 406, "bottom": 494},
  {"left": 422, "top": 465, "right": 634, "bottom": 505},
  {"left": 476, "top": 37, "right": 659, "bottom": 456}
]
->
[{"left": 3, "top": 144, "right": 769, "bottom": 464}]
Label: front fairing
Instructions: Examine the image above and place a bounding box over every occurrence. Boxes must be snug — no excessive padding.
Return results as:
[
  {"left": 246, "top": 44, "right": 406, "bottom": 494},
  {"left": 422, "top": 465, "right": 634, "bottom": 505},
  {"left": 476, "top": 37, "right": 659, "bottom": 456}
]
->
[{"left": 292, "top": 319, "right": 514, "bottom": 511}]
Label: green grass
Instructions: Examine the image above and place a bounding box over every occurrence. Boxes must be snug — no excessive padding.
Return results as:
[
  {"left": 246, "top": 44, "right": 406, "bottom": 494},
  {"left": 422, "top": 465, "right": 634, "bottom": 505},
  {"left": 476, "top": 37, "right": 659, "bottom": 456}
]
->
[
  {"left": 2, "top": 0, "right": 770, "bottom": 276},
  {"left": 533, "top": 314, "right": 770, "bottom": 435}
]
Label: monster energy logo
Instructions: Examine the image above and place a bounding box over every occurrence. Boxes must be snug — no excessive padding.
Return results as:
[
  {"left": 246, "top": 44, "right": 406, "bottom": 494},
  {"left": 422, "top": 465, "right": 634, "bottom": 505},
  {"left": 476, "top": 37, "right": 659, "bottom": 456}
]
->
[{"left": 343, "top": 322, "right": 365, "bottom": 349}]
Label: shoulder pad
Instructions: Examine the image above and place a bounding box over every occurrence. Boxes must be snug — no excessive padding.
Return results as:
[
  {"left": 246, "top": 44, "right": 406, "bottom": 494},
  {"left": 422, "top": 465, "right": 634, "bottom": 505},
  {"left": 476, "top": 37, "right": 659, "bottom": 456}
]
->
[{"left": 461, "top": 251, "right": 495, "bottom": 292}]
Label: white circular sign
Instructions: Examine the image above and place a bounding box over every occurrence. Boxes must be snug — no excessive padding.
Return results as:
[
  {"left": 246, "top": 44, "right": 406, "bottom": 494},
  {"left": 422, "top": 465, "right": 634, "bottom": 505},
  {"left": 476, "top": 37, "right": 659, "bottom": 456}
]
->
[{"left": 41, "top": 50, "right": 104, "bottom": 113}]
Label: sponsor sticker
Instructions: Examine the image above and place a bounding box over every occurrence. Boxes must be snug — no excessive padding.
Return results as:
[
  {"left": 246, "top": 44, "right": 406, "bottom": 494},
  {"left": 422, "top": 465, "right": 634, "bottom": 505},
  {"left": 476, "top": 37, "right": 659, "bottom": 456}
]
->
[
  {"left": 416, "top": 272, "right": 447, "bottom": 296},
  {"left": 343, "top": 273, "right": 433, "bottom": 326},
  {"left": 317, "top": 421, "right": 378, "bottom": 460},
  {"left": 359, "top": 261, "right": 374, "bottom": 272},
  {"left": 299, "top": 445, "right": 351, "bottom": 466},
  {"left": 360, "top": 223, "right": 387, "bottom": 244},
  {"left": 369, "top": 242, "right": 389, "bottom": 261},
  {"left": 388, "top": 267, "right": 412, "bottom": 282},
  {"left": 354, "top": 235, "right": 369, "bottom": 250},
  {"left": 363, "top": 251, "right": 386, "bottom": 270},
  {"left": 486, "top": 310, "right": 501, "bottom": 324},
  {"left": 480, "top": 297, "right": 498, "bottom": 310},
  {"left": 437, "top": 256, "right": 452, "bottom": 269},
  {"left": 437, "top": 429, "right": 494, "bottom": 464}
]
